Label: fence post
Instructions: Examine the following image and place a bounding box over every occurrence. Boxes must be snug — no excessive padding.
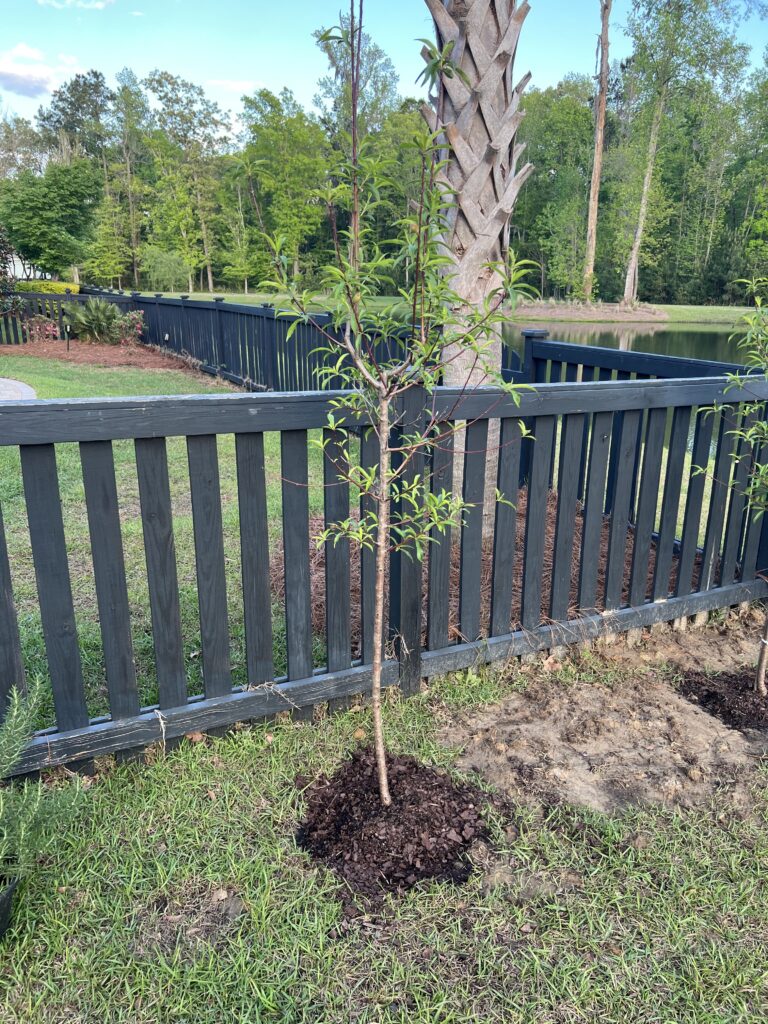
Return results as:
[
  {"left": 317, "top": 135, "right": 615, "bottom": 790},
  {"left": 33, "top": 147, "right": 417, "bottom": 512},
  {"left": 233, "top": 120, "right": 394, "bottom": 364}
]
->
[
  {"left": 388, "top": 384, "right": 426, "bottom": 696},
  {"left": 519, "top": 328, "right": 549, "bottom": 485},
  {"left": 179, "top": 294, "right": 192, "bottom": 361},
  {"left": 213, "top": 297, "right": 225, "bottom": 377}
]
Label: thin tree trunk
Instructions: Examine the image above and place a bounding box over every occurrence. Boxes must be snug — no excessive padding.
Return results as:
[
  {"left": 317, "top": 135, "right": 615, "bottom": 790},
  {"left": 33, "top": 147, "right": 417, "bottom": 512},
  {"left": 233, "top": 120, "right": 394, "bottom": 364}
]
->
[
  {"left": 584, "top": 0, "right": 612, "bottom": 299},
  {"left": 623, "top": 86, "right": 667, "bottom": 306},
  {"left": 756, "top": 611, "right": 768, "bottom": 696},
  {"left": 372, "top": 396, "right": 392, "bottom": 806}
]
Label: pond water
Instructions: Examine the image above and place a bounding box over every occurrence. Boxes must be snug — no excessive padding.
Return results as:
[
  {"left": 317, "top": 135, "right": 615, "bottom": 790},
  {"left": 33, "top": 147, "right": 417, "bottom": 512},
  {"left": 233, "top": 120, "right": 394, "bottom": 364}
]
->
[{"left": 502, "top": 321, "right": 741, "bottom": 366}]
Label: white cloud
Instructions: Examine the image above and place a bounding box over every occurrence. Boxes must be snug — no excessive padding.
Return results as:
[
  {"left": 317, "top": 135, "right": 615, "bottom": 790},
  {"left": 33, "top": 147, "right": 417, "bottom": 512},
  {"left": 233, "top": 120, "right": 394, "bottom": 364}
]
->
[
  {"left": 11, "top": 44, "right": 45, "bottom": 61},
  {"left": 37, "top": 0, "right": 115, "bottom": 9},
  {"left": 207, "top": 78, "right": 259, "bottom": 94},
  {"left": 0, "top": 44, "right": 82, "bottom": 98},
  {"left": 130, "top": 10, "right": 144, "bottom": 15}
]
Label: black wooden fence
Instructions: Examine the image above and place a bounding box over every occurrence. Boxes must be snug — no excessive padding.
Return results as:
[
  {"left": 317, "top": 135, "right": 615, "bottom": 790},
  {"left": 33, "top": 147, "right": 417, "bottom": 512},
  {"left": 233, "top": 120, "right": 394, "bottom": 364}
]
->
[
  {"left": 2, "top": 288, "right": 415, "bottom": 391},
  {"left": 1, "top": 367, "right": 767, "bottom": 775}
]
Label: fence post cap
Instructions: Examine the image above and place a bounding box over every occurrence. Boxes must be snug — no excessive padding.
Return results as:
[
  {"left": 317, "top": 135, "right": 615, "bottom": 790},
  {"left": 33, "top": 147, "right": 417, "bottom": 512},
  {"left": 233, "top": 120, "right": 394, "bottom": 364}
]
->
[
  {"left": 521, "top": 328, "right": 550, "bottom": 339},
  {"left": 154, "top": 293, "right": 163, "bottom": 299},
  {"left": 179, "top": 294, "right": 189, "bottom": 301},
  {"left": 64, "top": 288, "right": 71, "bottom": 294},
  {"left": 213, "top": 296, "right": 225, "bottom": 303}
]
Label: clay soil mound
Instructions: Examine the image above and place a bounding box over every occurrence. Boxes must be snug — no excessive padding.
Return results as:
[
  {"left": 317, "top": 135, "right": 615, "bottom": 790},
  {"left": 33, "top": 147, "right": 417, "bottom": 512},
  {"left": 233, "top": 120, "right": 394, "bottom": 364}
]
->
[
  {"left": 442, "top": 672, "right": 768, "bottom": 815},
  {"left": 680, "top": 670, "right": 768, "bottom": 732},
  {"left": 297, "top": 747, "right": 489, "bottom": 898}
]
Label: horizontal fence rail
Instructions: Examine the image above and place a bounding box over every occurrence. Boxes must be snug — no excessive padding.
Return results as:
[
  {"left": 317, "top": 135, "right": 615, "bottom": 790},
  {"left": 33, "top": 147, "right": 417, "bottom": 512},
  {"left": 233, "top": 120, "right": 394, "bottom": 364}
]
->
[{"left": 2, "top": 371, "right": 768, "bottom": 775}]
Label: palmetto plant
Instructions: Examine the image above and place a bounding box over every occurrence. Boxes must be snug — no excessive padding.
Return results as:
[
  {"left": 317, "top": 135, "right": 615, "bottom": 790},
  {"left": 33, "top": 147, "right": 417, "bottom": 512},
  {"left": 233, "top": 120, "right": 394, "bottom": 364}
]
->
[{"left": 65, "top": 298, "right": 122, "bottom": 345}]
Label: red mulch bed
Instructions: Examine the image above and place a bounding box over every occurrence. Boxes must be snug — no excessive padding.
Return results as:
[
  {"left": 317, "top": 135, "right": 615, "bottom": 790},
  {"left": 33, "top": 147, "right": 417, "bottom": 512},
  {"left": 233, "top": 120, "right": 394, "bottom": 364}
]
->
[
  {"left": 297, "top": 746, "right": 490, "bottom": 898},
  {"left": 2, "top": 338, "right": 204, "bottom": 373},
  {"left": 679, "top": 670, "right": 768, "bottom": 732}
]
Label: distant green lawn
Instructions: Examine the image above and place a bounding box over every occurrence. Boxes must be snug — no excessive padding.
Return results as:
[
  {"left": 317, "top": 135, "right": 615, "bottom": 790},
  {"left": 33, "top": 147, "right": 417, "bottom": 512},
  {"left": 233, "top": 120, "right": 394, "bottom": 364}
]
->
[
  {"left": 2, "top": 654, "right": 767, "bottom": 1023},
  {"left": 656, "top": 304, "right": 750, "bottom": 325},
  {"left": 0, "top": 355, "right": 327, "bottom": 726}
]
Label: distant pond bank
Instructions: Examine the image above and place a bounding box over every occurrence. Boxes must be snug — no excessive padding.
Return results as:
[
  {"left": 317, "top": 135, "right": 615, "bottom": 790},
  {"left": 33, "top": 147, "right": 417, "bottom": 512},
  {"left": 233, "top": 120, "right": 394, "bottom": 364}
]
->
[{"left": 503, "top": 321, "right": 741, "bottom": 366}]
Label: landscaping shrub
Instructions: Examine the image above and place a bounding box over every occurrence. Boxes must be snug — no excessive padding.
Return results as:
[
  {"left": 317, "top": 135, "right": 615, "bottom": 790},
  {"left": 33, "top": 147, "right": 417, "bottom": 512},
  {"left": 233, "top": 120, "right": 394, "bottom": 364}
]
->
[
  {"left": 23, "top": 314, "right": 59, "bottom": 344},
  {"left": 65, "top": 298, "right": 144, "bottom": 345},
  {"left": 15, "top": 281, "right": 80, "bottom": 295}
]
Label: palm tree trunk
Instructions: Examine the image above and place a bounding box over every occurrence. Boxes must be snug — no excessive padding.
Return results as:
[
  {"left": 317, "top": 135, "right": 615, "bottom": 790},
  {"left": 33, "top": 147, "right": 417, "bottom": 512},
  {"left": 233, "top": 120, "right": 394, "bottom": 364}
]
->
[
  {"left": 583, "top": 0, "right": 612, "bottom": 299},
  {"left": 623, "top": 86, "right": 667, "bottom": 306}
]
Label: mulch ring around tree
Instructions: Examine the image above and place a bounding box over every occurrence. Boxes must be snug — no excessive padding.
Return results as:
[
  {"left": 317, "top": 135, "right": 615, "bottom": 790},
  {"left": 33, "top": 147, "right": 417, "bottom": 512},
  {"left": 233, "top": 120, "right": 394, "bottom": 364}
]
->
[
  {"left": 679, "top": 669, "right": 768, "bottom": 732},
  {"left": 296, "top": 746, "right": 491, "bottom": 900}
]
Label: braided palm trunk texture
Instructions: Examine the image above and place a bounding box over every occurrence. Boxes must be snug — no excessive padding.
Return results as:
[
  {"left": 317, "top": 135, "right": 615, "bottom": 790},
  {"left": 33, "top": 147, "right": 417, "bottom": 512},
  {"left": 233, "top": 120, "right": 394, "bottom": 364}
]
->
[{"left": 423, "top": 0, "right": 534, "bottom": 323}]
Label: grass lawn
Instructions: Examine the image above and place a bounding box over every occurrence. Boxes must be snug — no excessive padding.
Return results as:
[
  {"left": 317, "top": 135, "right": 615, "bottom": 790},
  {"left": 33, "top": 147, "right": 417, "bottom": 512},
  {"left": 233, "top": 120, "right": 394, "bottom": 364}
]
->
[
  {"left": 1, "top": 655, "right": 767, "bottom": 1023},
  {"left": 0, "top": 355, "right": 328, "bottom": 726},
  {"left": 657, "top": 304, "right": 751, "bottom": 325}
]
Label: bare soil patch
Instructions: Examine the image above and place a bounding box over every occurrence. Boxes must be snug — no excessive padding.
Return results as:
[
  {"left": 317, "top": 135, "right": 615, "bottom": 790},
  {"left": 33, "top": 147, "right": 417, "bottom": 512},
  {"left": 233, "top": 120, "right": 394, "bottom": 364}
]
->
[
  {"left": 133, "top": 879, "right": 246, "bottom": 956},
  {"left": 297, "top": 746, "right": 490, "bottom": 899},
  {"left": 4, "top": 338, "right": 204, "bottom": 373},
  {"left": 442, "top": 670, "right": 767, "bottom": 815},
  {"left": 441, "top": 617, "right": 768, "bottom": 815}
]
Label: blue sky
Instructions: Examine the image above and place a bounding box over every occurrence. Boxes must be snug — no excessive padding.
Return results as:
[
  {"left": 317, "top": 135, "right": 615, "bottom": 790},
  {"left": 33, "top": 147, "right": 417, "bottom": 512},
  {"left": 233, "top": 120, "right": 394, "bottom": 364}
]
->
[{"left": 1, "top": 0, "right": 766, "bottom": 123}]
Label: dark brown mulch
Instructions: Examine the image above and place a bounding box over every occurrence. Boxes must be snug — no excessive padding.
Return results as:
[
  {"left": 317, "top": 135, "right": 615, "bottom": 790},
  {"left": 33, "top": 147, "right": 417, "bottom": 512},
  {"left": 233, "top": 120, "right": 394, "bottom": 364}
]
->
[
  {"left": 679, "top": 669, "right": 768, "bottom": 732},
  {"left": 296, "top": 746, "right": 490, "bottom": 899}
]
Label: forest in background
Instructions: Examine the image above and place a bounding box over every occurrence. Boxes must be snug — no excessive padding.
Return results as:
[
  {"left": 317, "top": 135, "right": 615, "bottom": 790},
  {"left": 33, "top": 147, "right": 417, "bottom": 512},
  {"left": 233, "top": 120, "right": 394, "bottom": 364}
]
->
[{"left": 0, "top": 0, "right": 766, "bottom": 306}]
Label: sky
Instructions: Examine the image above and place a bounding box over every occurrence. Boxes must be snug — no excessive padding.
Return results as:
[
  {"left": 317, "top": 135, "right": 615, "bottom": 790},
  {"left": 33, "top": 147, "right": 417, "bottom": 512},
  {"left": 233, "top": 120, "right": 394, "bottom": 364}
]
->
[{"left": 1, "top": 0, "right": 767, "bottom": 125}]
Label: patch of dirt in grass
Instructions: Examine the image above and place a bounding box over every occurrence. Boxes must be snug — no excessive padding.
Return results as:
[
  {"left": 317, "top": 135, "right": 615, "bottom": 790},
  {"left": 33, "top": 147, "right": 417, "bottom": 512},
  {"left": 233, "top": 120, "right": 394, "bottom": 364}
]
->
[
  {"left": 441, "top": 670, "right": 768, "bottom": 815},
  {"left": 133, "top": 880, "right": 246, "bottom": 955},
  {"left": 297, "top": 746, "right": 490, "bottom": 899},
  {"left": 8, "top": 337, "right": 208, "bottom": 373},
  {"left": 679, "top": 669, "right": 768, "bottom": 732}
]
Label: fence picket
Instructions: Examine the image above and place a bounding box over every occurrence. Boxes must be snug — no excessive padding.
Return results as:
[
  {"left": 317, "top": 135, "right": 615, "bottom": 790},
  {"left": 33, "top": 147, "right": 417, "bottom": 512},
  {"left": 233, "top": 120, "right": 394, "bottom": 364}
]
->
[
  {"left": 675, "top": 410, "right": 715, "bottom": 597},
  {"left": 628, "top": 407, "right": 667, "bottom": 606},
  {"left": 20, "top": 444, "right": 88, "bottom": 731},
  {"left": 490, "top": 417, "right": 522, "bottom": 637},
  {"left": 700, "top": 410, "right": 739, "bottom": 592},
  {"left": 80, "top": 441, "right": 138, "bottom": 719},
  {"left": 428, "top": 428, "right": 455, "bottom": 650},
  {"left": 578, "top": 410, "right": 612, "bottom": 612},
  {"left": 459, "top": 418, "right": 489, "bottom": 642},
  {"left": 604, "top": 408, "right": 642, "bottom": 609},
  {"left": 281, "top": 430, "right": 313, "bottom": 717},
  {"left": 324, "top": 429, "right": 352, "bottom": 710},
  {"left": 651, "top": 406, "right": 691, "bottom": 600},
  {"left": 720, "top": 415, "right": 757, "bottom": 586},
  {"left": 187, "top": 434, "right": 232, "bottom": 698},
  {"left": 235, "top": 433, "right": 273, "bottom": 685},
  {"left": 135, "top": 437, "right": 187, "bottom": 709},
  {"left": 550, "top": 413, "right": 584, "bottom": 621},
  {"left": 521, "top": 415, "right": 555, "bottom": 629}
]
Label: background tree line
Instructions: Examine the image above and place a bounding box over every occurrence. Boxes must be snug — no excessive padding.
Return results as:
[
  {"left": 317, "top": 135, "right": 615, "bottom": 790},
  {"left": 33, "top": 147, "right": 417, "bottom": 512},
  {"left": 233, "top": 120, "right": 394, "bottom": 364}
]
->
[{"left": 0, "top": 0, "right": 765, "bottom": 305}]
